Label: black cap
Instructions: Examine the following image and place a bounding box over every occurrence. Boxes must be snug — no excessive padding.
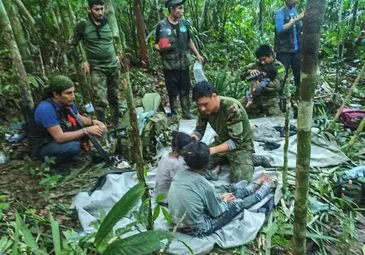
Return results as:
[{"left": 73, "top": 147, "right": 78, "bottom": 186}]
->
[{"left": 165, "top": 0, "right": 186, "bottom": 8}]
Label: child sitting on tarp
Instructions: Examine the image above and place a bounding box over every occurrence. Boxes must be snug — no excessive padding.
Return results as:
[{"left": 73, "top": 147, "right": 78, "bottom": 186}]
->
[
  {"left": 155, "top": 131, "right": 192, "bottom": 205},
  {"left": 168, "top": 141, "right": 273, "bottom": 237}
]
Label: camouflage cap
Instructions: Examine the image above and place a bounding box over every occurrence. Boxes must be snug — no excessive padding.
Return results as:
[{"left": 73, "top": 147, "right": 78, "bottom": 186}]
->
[
  {"left": 165, "top": 0, "right": 186, "bottom": 8},
  {"left": 47, "top": 75, "right": 74, "bottom": 95}
]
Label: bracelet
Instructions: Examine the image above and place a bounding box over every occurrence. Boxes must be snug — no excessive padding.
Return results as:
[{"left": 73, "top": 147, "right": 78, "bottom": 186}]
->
[
  {"left": 82, "top": 127, "right": 88, "bottom": 135},
  {"left": 90, "top": 118, "right": 94, "bottom": 126}
]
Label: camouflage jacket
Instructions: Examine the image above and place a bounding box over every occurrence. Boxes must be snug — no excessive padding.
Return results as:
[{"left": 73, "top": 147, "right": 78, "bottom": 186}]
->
[
  {"left": 193, "top": 96, "right": 254, "bottom": 152},
  {"left": 68, "top": 16, "right": 119, "bottom": 71},
  {"left": 242, "top": 59, "right": 285, "bottom": 105}
]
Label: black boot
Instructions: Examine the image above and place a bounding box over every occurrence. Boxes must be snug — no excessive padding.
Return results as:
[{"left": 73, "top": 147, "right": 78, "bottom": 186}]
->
[
  {"left": 169, "top": 97, "right": 179, "bottom": 121},
  {"left": 180, "top": 95, "right": 195, "bottom": 119}
]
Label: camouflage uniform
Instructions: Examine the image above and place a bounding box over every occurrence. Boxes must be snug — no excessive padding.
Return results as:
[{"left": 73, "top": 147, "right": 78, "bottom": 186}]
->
[
  {"left": 193, "top": 96, "right": 254, "bottom": 182},
  {"left": 68, "top": 16, "right": 121, "bottom": 125},
  {"left": 242, "top": 59, "right": 285, "bottom": 118}
]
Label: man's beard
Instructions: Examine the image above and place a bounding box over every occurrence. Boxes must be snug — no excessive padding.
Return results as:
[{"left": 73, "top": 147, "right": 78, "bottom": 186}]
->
[{"left": 93, "top": 14, "right": 104, "bottom": 22}]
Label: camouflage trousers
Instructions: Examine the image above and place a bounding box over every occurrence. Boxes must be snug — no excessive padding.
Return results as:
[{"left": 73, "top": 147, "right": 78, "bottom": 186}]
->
[
  {"left": 90, "top": 67, "right": 122, "bottom": 126},
  {"left": 245, "top": 97, "right": 283, "bottom": 118},
  {"left": 208, "top": 143, "right": 254, "bottom": 182}
]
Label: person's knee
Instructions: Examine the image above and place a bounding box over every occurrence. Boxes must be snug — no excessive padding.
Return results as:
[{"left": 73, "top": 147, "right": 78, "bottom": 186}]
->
[
  {"left": 229, "top": 159, "right": 254, "bottom": 182},
  {"left": 65, "top": 141, "right": 81, "bottom": 157}
]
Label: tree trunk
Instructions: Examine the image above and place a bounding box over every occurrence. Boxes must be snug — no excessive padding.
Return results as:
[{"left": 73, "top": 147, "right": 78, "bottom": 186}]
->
[
  {"left": 105, "top": 0, "right": 152, "bottom": 231},
  {"left": 282, "top": 74, "right": 290, "bottom": 192},
  {"left": 3, "top": 0, "right": 30, "bottom": 64},
  {"left": 134, "top": 0, "right": 149, "bottom": 68},
  {"left": 350, "top": 0, "right": 358, "bottom": 31},
  {"left": 14, "top": 0, "right": 35, "bottom": 27},
  {"left": 293, "top": 1, "right": 326, "bottom": 254},
  {"left": 335, "top": 0, "right": 343, "bottom": 91},
  {"left": 0, "top": 0, "right": 34, "bottom": 121},
  {"left": 258, "top": 0, "right": 263, "bottom": 35},
  {"left": 105, "top": 0, "right": 126, "bottom": 54},
  {"left": 200, "top": 0, "right": 210, "bottom": 31},
  {"left": 58, "top": 0, "right": 74, "bottom": 40}
]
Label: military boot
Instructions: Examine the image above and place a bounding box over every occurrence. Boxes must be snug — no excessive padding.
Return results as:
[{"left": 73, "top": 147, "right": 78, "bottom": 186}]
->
[
  {"left": 169, "top": 97, "right": 179, "bottom": 121},
  {"left": 252, "top": 154, "right": 272, "bottom": 168},
  {"left": 180, "top": 95, "right": 195, "bottom": 119}
]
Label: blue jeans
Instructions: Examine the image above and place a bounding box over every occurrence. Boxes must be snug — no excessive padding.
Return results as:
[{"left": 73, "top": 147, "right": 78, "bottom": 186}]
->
[
  {"left": 37, "top": 141, "right": 80, "bottom": 163},
  {"left": 194, "top": 181, "right": 264, "bottom": 237}
]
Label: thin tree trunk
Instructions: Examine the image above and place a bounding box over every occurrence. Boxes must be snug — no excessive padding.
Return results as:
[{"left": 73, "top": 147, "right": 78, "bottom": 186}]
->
[
  {"left": 259, "top": 0, "right": 263, "bottom": 35},
  {"left": 326, "top": 62, "right": 365, "bottom": 131},
  {"left": 134, "top": 0, "right": 149, "bottom": 68},
  {"left": 58, "top": 0, "right": 74, "bottom": 40},
  {"left": 293, "top": 1, "right": 326, "bottom": 254},
  {"left": 343, "top": 115, "right": 365, "bottom": 151},
  {"left": 105, "top": 0, "right": 153, "bottom": 231},
  {"left": 105, "top": 0, "right": 125, "bottom": 54},
  {"left": 0, "top": 0, "right": 34, "bottom": 122},
  {"left": 14, "top": 0, "right": 35, "bottom": 26},
  {"left": 283, "top": 74, "right": 290, "bottom": 192},
  {"left": 335, "top": 0, "right": 344, "bottom": 91},
  {"left": 350, "top": 0, "right": 358, "bottom": 31},
  {"left": 3, "top": 0, "right": 30, "bottom": 64},
  {"left": 200, "top": 0, "right": 209, "bottom": 31}
]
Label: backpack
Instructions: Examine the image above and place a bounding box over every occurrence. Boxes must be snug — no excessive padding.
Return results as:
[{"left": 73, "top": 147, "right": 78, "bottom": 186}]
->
[
  {"left": 337, "top": 166, "right": 365, "bottom": 207},
  {"left": 340, "top": 108, "right": 365, "bottom": 130},
  {"left": 141, "top": 112, "right": 170, "bottom": 160}
]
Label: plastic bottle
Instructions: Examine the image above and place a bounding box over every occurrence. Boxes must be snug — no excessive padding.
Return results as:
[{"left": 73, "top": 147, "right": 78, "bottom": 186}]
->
[{"left": 193, "top": 62, "right": 208, "bottom": 83}]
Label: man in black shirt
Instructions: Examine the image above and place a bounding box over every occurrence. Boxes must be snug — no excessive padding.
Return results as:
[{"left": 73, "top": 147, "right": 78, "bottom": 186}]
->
[{"left": 154, "top": 0, "right": 203, "bottom": 120}]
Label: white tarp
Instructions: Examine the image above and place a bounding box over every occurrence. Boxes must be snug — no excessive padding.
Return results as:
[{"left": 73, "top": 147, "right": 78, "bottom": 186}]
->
[
  {"left": 72, "top": 116, "right": 349, "bottom": 254},
  {"left": 179, "top": 117, "right": 350, "bottom": 168}
]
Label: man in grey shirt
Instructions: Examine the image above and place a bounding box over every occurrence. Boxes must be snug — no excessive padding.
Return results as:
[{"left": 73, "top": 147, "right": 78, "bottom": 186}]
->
[{"left": 168, "top": 141, "right": 272, "bottom": 237}]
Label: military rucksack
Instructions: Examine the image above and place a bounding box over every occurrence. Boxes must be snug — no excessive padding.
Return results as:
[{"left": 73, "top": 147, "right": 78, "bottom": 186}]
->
[
  {"left": 141, "top": 112, "right": 170, "bottom": 160},
  {"left": 337, "top": 166, "right": 365, "bottom": 207}
]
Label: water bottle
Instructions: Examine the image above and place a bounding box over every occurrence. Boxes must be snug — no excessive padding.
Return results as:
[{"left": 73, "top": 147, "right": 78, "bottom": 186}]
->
[{"left": 193, "top": 62, "right": 208, "bottom": 83}]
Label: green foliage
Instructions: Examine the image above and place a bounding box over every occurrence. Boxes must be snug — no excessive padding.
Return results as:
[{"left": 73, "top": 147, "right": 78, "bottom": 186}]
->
[
  {"left": 94, "top": 183, "right": 146, "bottom": 248},
  {"left": 102, "top": 230, "right": 172, "bottom": 255}
]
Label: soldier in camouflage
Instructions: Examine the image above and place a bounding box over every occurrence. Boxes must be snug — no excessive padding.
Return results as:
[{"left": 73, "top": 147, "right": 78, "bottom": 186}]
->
[
  {"left": 242, "top": 44, "right": 285, "bottom": 118},
  {"left": 68, "top": 0, "right": 121, "bottom": 126},
  {"left": 192, "top": 81, "right": 254, "bottom": 182}
]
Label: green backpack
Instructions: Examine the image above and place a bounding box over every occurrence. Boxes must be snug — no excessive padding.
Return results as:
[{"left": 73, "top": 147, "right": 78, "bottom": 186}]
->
[
  {"left": 141, "top": 112, "right": 170, "bottom": 160},
  {"left": 338, "top": 166, "right": 365, "bottom": 207}
]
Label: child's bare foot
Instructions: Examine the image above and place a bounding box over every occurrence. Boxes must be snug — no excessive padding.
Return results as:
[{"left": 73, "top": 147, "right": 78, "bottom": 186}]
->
[{"left": 255, "top": 175, "right": 269, "bottom": 186}]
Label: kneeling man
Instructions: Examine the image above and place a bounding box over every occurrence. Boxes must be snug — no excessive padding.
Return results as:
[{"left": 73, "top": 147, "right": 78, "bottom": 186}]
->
[{"left": 29, "top": 75, "right": 106, "bottom": 162}]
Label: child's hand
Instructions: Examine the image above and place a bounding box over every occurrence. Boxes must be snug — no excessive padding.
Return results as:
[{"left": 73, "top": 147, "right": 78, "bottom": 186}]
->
[{"left": 220, "top": 193, "right": 236, "bottom": 202}]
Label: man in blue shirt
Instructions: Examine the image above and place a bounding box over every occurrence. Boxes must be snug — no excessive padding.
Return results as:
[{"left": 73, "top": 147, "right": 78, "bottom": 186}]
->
[
  {"left": 28, "top": 75, "right": 106, "bottom": 164},
  {"left": 274, "top": 0, "right": 304, "bottom": 96}
]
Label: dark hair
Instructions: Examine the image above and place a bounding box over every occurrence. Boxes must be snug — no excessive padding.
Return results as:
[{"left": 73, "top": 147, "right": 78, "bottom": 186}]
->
[
  {"left": 192, "top": 81, "right": 216, "bottom": 101},
  {"left": 88, "top": 0, "right": 104, "bottom": 8},
  {"left": 263, "top": 64, "right": 278, "bottom": 80},
  {"left": 255, "top": 44, "right": 274, "bottom": 59},
  {"left": 183, "top": 141, "right": 210, "bottom": 170},
  {"left": 171, "top": 131, "right": 192, "bottom": 155}
]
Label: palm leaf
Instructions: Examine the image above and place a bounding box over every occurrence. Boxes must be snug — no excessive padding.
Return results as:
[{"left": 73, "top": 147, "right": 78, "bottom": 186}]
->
[
  {"left": 49, "top": 213, "right": 62, "bottom": 255},
  {"left": 102, "top": 230, "right": 172, "bottom": 255},
  {"left": 94, "top": 183, "right": 146, "bottom": 248}
]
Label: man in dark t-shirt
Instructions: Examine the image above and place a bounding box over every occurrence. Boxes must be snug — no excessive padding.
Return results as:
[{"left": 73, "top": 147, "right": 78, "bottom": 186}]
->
[{"left": 28, "top": 75, "right": 106, "bottom": 163}]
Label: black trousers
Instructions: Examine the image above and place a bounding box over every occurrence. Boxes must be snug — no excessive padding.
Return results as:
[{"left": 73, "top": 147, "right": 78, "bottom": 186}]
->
[
  {"left": 276, "top": 52, "right": 301, "bottom": 91},
  {"left": 163, "top": 69, "right": 191, "bottom": 98},
  {"left": 163, "top": 69, "right": 191, "bottom": 115}
]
